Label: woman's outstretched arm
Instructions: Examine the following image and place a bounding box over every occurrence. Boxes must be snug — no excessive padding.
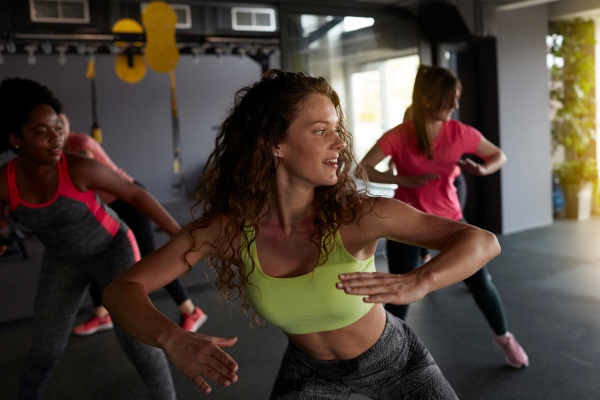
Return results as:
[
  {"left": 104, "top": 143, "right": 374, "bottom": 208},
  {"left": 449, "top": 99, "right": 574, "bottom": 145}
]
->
[
  {"left": 336, "top": 197, "right": 500, "bottom": 306},
  {"left": 104, "top": 224, "right": 239, "bottom": 394}
]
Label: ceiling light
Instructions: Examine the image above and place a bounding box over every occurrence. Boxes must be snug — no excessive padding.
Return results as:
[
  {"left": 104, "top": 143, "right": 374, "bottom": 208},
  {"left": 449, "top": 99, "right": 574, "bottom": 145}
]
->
[{"left": 497, "top": 0, "right": 560, "bottom": 11}]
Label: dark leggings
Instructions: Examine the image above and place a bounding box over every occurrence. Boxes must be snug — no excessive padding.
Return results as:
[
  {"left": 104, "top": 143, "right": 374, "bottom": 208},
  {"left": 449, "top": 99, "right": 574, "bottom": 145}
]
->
[
  {"left": 385, "top": 236, "right": 508, "bottom": 335},
  {"left": 270, "top": 311, "right": 457, "bottom": 399},
  {"left": 89, "top": 183, "right": 190, "bottom": 308},
  {"left": 19, "top": 230, "right": 175, "bottom": 399},
  {"left": 384, "top": 234, "right": 509, "bottom": 336}
]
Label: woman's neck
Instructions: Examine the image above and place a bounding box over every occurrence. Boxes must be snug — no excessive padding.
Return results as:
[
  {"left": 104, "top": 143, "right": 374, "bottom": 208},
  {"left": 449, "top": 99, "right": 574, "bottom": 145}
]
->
[{"left": 263, "top": 188, "right": 316, "bottom": 235}]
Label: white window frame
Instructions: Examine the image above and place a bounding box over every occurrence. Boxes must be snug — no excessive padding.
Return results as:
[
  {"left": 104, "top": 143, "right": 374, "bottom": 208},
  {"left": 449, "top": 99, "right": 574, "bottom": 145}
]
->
[
  {"left": 231, "top": 7, "right": 277, "bottom": 32},
  {"left": 29, "top": 0, "right": 90, "bottom": 24}
]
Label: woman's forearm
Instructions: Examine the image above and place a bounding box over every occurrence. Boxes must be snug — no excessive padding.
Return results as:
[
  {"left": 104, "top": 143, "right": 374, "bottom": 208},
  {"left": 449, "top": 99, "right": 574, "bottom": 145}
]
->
[
  {"left": 364, "top": 166, "right": 401, "bottom": 185},
  {"left": 129, "top": 189, "right": 181, "bottom": 236},
  {"left": 103, "top": 278, "right": 181, "bottom": 348},
  {"left": 415, "top": 227, "right": 501, "bottom": 293},
  {"left": 481, "top": 151, "right": 507, "bottom": 176}
]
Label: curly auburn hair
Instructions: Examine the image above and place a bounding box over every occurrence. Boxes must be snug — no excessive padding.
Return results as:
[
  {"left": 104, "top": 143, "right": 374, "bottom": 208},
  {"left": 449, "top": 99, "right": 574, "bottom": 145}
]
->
[
  {"left": 0, "top": 77, "right": 63, "bottom": 153},
  {"left": 189, "top": 69, "right": 372, "bottom": 311}
]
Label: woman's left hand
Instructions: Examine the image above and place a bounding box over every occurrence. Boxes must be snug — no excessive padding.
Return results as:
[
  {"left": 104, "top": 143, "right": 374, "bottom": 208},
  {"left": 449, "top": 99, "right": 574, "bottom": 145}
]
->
[
  {"left": 456, "top": 158, "right": 487, "bottom": 176},
  {"left": 336, "top": 271, "right": 431, "bottom": 306}
]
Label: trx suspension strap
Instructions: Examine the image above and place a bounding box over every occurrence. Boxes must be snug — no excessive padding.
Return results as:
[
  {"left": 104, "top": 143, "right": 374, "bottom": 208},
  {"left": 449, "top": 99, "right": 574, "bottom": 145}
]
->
[
  {"left": 86, "top": 54, "right": 102, "bottom": 143},
  {"left": 169, "top": 70, "right": 185, "bottom": 196}
]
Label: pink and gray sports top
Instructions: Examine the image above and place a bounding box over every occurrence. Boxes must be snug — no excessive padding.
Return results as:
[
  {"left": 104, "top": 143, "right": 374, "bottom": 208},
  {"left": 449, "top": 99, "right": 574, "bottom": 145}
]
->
[
  {"left": 6, "top": 153, "right": 139, "bottom": 260},
  {"left": 64, "top": 132, "right": 134, "bottom": 205},
  {"left": 239, "top": 227, "right": 375, "bottom": 334}
]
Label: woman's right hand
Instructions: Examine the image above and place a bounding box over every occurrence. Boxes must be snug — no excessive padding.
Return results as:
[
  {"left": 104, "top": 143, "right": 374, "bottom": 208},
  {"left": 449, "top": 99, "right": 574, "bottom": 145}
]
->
[
  {"left": 0, "top": 245, "right": 6, "bottom": 255},
  {"left": 162, "top": 330, "right": 239, "bottom": 394},
  {"left": 397, "top": 173, "right": 439, "bottom": 188}
]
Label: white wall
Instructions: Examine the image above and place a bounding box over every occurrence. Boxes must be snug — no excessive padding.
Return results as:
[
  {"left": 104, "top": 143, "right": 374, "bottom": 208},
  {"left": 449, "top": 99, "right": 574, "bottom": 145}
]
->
[
  {"left": 0, "top": 53, "right": 277, "bottom": 204},
  {"left": 496, "top": 5, "right": 554, "bottom": 233}
]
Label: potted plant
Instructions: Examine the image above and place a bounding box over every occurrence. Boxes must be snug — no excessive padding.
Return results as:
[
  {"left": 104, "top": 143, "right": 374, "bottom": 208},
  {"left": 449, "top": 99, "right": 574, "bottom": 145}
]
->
[
  {"left": 548, "top": 18, "right": 597, "bottom": 219},
  {"left": 553, "top": 159, "right": 597, "bottom": 219}
]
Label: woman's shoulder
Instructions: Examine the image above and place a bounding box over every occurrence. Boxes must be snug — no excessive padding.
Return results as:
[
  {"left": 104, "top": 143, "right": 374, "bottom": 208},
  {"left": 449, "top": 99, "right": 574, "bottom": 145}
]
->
[
  {"left": 182, "top": 213, "right": 241, "bottom": 258},
  {"left": 184, "top": 213, "right": 241, "bottom": 252},
  {"left": 62, "top": 151, "right": 92, "bottom": 171},
  {"left": 349, "top": 196, "right": 406, "bottom": 229},
  {"left": 386, "top": 121, "right": 412, "bottom": 136},
  {"left": 340, "top": 197, "right": 410, "bottom": 252},
  {"left": 444, "top": 119, "right": 479, "bottom": 134}
]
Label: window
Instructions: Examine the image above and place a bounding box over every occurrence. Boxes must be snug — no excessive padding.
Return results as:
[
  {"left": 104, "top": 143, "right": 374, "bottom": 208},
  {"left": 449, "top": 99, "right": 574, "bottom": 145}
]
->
[
  {"left": 232, "top": 7, "right": 277, "bottom": 32},
  {"left": 351, "top": 56, "right": 419, "bottom": 161},
  {"left": 286, "top": 12, "right": 420, "bottom": 160},
  {"left": 29, "top": 0, "right": 89, "bottom": 24}
]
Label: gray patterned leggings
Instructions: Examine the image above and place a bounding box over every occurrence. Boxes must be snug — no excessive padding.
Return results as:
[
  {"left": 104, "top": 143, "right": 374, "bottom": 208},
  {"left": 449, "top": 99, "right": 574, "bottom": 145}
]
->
[
  {"left": 17, "top": 229, "right": 175, "bottom": 400},
  {"left": 270, "top": 311, "right": 457, "bottom": 399}
]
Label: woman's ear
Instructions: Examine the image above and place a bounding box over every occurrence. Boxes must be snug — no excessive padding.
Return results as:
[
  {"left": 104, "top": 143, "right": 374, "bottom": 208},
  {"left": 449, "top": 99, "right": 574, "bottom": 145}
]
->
[
  {"left": 273, "top": 143, "right": 287, "bottom": 159},
  {"left": 8, "top": 133, "right": 21, "bottom": 150}
]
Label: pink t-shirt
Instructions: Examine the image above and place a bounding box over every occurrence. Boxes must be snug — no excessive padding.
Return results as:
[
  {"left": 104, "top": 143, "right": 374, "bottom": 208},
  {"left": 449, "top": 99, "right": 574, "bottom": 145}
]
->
[
  {"left": 377, "top": 120, "right": 482, "bottom": 220},
  {"left": 64, "top": 133, "right": 134, "bottom": 205}
]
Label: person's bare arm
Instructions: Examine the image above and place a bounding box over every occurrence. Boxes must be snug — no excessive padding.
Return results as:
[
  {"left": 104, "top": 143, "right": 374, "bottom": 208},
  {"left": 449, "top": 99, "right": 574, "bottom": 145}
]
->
[
  {"left": 360, "top": 145, "right": 439, "bottom": 188},
  {"left": 104, "top": 221, "right": 239, "bottom": 393},
  {"left": 336, "top": 197, "right": 500, "bottom": 306},
  {"left": 457, "top": 137, "right": 507, "bottom": 176},
  {"left": 66, "top": 153, "right": 180, "bottom": 236}
]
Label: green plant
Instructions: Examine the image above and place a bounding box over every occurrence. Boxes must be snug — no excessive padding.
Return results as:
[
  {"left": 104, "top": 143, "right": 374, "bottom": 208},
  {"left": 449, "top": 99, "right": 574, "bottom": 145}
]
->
[
  {"left": 548, "top": 19, "right": 597, "bottom": 191},
  {"left": 553, "top": 159, "right": 597, "bottom": 193}
]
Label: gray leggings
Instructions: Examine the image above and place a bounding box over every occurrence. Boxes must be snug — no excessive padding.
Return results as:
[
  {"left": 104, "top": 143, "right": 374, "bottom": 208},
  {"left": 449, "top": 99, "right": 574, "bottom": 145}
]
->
[
  {"left": 270, "top": 311, "right": 457, "bottom": 399},
  {"left": 18, "top": 230, "right": 175, "bottom": 400}
]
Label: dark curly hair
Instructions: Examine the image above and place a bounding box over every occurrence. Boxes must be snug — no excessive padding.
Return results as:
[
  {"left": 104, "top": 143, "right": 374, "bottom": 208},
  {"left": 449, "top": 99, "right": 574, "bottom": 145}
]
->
[
  {"left": 189, "top": 69, "right": 372, "bottom": 312},
  {"left": 0, "top": 77, "right": 63, "bottom": 153}
]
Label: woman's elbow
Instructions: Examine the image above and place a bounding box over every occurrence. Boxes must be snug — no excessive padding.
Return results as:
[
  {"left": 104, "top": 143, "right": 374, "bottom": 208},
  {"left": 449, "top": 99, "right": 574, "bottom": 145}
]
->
[
  {"left": 102, "top": 280, "right": 120, "bottom": 311},
  {"left": 103, "top": 277, "right": 136, "bottom": 312},
  {"left": 483, "top": 230, "right": 501, "bottom": 259}
]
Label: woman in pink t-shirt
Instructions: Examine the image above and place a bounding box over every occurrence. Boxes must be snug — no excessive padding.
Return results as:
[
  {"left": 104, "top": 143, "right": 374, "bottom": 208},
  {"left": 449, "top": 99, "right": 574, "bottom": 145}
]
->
[{"left": 361, "top": 65, "right": 529, "bottom": 369}]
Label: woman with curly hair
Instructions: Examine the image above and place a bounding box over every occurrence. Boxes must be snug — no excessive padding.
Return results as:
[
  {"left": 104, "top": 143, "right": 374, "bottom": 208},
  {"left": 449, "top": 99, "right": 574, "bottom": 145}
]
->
[
  {"left": 105, "top": 69, "right": 500, "bottom": 399},
  {"left": 0, "top": 77, "right": 178, "bottom": 399}
]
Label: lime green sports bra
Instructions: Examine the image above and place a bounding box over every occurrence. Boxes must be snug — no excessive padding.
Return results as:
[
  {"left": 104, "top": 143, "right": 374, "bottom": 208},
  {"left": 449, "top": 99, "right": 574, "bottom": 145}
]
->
[{"left": 240, "top": 228, "right": 375, "bottom": 334}]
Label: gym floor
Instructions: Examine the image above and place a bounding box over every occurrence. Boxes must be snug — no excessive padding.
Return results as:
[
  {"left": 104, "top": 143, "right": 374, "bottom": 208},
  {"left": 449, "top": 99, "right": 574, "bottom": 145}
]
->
[{"left": 1, "top": 201, "right": 599, "bottom": 399}]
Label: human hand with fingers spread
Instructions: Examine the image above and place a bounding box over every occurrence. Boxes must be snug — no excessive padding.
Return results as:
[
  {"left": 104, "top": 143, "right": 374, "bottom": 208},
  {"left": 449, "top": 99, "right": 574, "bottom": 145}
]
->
[
  {"left": 336, "top": 271, "right": 431, "bottom": 307},
  {"left": 162, "top": 331, "right": 239, "bottom": 393},
  {"left": 456, "top": 158, "right": 486, "bottom": 176}
]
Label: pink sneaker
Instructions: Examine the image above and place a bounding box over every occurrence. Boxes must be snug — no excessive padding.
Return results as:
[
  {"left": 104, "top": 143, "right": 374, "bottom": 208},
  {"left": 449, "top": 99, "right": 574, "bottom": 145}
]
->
[
  {"left": 493, "top": 332, "right": 529, "bottom": 368},
  {"left": 73, "top": 314, "right": 113, "bottom": 336},
  {"left": 180, "top": 307, "right": 208, "bottom": 332}
]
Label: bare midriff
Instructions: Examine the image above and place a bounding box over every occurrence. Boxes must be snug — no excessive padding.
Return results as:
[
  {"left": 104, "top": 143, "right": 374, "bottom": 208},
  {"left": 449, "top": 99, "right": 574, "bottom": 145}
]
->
[{"left": 286, "top": 304, "right": 387, "bottom": 360}]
